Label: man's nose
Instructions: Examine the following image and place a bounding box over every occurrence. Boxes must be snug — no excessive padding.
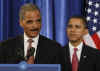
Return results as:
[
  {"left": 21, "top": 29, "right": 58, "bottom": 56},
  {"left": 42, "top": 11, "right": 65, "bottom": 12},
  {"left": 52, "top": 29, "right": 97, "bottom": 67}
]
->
[{"left": 31, "top": 23, "right": 39, "bottom": 27}]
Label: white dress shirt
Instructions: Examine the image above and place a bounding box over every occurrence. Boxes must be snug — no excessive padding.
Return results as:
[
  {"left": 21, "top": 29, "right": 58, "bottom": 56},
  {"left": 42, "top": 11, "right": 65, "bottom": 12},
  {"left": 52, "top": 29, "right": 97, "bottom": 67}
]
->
[
  {"left": 24, "top": 33, "right": 39, "bottom": 58},
  {"left": 69, "top": 42, "right": 83, "bottom": 63}
]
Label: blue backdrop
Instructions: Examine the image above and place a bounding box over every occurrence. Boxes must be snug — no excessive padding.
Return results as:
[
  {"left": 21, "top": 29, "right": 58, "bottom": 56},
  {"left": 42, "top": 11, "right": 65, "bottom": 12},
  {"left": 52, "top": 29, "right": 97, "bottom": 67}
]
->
[{"left": 0, "top": 0, "right": 84, "bottom": 46}]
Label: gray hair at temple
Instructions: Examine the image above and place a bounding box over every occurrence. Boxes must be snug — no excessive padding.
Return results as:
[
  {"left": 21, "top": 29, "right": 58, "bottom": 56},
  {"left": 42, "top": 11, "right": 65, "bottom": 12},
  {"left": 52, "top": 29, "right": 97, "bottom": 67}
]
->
[{"left": 19, "top": 3, "right": 40, "bottom": 20}]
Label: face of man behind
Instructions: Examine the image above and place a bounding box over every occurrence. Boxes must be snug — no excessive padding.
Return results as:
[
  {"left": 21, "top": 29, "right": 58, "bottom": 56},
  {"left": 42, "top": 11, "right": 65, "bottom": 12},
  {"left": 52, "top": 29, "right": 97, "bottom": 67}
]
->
[
  {"left": 66, "top": 18, "right": 86, "bottom": 46},
  {"left": 20, "top": 10, "right": 41, "bottom": 38}
]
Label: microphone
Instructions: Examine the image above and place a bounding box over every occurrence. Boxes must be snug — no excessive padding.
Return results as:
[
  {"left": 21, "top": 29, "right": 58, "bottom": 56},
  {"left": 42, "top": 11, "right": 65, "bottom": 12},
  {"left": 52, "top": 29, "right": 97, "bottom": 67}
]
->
[
  {"left": 29, "top": 47, "right": 35, "bottom": 56},
  {"left": 26, "top": 47, "right": 35, "bottom": 60}
]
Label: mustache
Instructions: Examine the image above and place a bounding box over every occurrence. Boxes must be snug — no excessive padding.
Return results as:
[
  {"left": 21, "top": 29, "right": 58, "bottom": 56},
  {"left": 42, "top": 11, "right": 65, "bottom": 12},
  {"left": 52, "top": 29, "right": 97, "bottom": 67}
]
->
[{"left": 30, "top": 28, "right": 39, "bottom": 31}]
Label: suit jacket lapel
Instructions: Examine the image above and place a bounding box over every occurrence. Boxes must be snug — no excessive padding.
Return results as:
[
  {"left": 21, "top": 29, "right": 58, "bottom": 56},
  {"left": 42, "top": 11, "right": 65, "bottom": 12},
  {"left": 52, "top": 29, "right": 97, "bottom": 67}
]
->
[
  {"left": 34, "top": 35, "right": 41, "bottom": 63},
  {"left": 34, "top": 35, "right": 48, "bottom": 64},
  {"left": 78, "top": 44, "right": 88, "bottom": 70}
]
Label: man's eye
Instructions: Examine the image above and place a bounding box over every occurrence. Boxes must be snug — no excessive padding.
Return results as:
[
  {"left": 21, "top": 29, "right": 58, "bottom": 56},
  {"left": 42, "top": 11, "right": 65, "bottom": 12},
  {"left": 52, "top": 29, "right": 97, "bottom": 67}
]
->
[
  {"left": 75, "top": 25, "right": 81, "bottom": 28},
  {"left": 26, "top": 20, "right": 33, "bottom": 24}
]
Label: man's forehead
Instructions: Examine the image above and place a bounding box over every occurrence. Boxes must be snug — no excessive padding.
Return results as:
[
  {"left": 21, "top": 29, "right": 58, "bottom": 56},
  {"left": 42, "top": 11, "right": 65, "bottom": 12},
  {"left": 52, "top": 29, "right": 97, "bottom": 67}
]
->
[
  {"left": 24, "top": 11, "right": 40, "bottom": 19},
  {"left": 70, "top": 18, "right": 83, "bottom": 22},
  {"left": 69, "top": 18, "right": 84, "bottom": 24},
  {"left": 25, "top": 10, "right": 40, "bottom": 16}
]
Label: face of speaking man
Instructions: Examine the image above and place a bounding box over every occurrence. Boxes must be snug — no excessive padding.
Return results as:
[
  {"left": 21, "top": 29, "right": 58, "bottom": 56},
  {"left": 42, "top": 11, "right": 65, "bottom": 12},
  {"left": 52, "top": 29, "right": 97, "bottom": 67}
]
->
[
  {"left": 20, "top": 10, "right": 41, "bottom": 38},
  {"left": 66, "top": 18, "right": 86, "bottom": 44}
]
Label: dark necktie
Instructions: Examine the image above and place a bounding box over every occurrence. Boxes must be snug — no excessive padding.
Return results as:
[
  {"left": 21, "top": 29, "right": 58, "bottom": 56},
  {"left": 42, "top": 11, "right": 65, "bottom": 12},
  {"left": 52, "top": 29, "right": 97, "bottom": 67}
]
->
[
  {"left": 27, "top": 39, "right": 35, "bottom": 64},
  {"left": 72, "top": 48, "right": 78, "bottom": 71}
]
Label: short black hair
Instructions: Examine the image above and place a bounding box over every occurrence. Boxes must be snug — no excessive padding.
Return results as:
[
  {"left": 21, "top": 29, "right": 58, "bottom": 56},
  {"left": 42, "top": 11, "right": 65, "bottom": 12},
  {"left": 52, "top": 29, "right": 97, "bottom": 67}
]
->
[{"left": 68, "top": 15, "right": 88, "bottom": 29}]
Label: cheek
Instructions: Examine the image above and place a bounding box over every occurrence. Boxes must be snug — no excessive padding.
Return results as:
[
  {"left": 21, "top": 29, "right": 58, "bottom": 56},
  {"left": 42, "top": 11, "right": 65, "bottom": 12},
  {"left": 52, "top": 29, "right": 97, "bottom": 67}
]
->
[
  {"left": 77, "top": 30, "right": 85, "bottom": 36},
  {"left": 24, "top": 26, "right": 28, "bottom": 29},
  {"left": 37, "top": 23, "right": 41, "bottom": 27},
  {"left": 75, "top": 28, "right": 84, "bottom": 33},
  {"left": 36, "top": 24, "right": 41, "bottom": 29},
  {"left": 66, "top": 30, "right": 71, "bottom": 37},
  {"left": 39, "top": 24, "right": 41, "bottom": 29},
  {"left": 23, "top": 25, "right": 30, "bottom": 31}
]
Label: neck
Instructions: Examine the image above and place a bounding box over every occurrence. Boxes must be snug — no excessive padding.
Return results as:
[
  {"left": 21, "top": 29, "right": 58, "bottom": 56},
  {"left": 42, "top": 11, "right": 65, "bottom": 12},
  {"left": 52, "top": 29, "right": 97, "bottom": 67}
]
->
[{"left": 70, "top": 40, "right": 83, "bottom": 47}]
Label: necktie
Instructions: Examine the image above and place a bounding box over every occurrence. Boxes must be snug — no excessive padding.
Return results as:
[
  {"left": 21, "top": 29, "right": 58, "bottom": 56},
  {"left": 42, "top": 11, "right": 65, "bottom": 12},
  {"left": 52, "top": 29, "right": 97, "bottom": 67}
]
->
[
  {"left": 27, "top": 39, "right": 35, "bottom": 64},
  {"left": 72, "top": 48, "right": 78, "bottom": 71}
]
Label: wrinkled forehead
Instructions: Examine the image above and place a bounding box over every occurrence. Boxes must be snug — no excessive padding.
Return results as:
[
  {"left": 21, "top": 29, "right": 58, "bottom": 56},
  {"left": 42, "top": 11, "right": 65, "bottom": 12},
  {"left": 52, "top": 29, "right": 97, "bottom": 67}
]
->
[{"left": 24, "top": 10, "right": 41, "bottom": 19}]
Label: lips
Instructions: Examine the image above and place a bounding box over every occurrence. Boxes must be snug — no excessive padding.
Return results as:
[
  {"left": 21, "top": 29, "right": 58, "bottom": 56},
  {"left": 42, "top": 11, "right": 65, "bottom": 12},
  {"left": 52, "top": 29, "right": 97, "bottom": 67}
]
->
[{"left": 28, "top": 29, "right": 39, "bottom": 36}]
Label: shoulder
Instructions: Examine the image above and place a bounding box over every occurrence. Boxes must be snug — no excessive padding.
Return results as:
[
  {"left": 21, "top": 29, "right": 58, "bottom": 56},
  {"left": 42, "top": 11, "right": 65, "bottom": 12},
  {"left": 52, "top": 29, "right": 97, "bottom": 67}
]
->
[
  {"left": 63, "top": 44, "right": 69, "bottom": 50},
  {"left": 85, "top": 45, "right": 99, "bottom": 52},
  {"left": 39, "top": 35, "right": 61, "bottom": 46},
  {"left": 84, "top": 44, "right": 100, "bottom": 56},
  {"left": 85, "top": 45, "right": 100, "bottom": 64},
  {"left": 0, "top": 35, "right": 23, "bottom": 46},
  {"left": 63, "top": 44, "right": 69, "bottom": 48},
  {"left": 39, "top": 35, "right": 62, "bottom": 51},
  {"left": 39, "top": 35, "right": 64, "bottom": 55}
]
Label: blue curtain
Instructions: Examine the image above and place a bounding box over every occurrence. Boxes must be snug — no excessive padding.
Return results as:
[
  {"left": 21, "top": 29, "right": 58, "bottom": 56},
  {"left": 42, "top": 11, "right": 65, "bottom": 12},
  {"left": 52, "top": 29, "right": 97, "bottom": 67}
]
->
[{"left": 0, "top": 0, "right": 84, "bottom": 46}]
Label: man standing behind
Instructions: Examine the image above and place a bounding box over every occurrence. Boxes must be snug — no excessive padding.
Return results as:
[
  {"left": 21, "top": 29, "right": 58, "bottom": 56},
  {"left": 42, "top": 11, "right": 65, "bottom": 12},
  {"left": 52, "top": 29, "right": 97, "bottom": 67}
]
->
[
  {"left": 0, "top": 3, "right": 64, "bottom": 67},
  {"left": 64, "top": 16, "right": 100, "bottom": 71}
]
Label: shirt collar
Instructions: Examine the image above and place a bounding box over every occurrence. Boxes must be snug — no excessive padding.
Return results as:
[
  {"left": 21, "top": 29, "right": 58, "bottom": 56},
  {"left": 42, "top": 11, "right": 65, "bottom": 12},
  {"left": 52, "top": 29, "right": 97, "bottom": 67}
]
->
[
  {"left": 24, "top": 32, "right": 39, "bottom": 43},
  {"left": 69, "top": 42, "right": 83, "bottom": 51}
]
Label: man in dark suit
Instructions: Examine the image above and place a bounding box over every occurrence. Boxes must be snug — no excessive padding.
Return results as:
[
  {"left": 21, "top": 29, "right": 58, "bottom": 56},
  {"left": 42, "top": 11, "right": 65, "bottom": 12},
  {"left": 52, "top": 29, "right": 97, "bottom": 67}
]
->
[
  {"left": 64, "top": 16, "right": 100, "bottom": 71},
  {"left": 0, "top": 3, "right": 64, "bottom": 67}
]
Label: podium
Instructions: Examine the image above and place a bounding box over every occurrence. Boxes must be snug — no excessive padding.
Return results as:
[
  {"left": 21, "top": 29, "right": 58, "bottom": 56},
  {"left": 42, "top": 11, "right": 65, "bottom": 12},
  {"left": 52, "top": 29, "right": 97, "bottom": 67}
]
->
[{"left": 0, "top": 62, "right": 61, "bottom": 71}]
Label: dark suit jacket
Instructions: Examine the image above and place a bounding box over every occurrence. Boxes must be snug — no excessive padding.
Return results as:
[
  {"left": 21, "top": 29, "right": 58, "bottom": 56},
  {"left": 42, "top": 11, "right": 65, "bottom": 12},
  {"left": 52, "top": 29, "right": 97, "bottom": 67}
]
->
[
  {"left": 0, "top": 35, "right": 65, "bottom": 65},
  {"left": 63, "top": 44, "right": 100, "bottom": 71}
]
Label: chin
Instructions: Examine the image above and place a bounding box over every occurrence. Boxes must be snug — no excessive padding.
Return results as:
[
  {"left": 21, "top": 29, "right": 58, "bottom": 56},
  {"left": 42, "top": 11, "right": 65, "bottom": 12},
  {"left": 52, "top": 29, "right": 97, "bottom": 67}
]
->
[
  {"left": 30, "top": 35, "right": 37, "bottom": 38},
  {"left": 70, "top": 39, "right": 78, "bottom": 43},
  {"left": 26, "top": 34, "right": 36, "bottom": 38},
  {"left": 32, "top": 34, "right": 39, "bottom": 37}
]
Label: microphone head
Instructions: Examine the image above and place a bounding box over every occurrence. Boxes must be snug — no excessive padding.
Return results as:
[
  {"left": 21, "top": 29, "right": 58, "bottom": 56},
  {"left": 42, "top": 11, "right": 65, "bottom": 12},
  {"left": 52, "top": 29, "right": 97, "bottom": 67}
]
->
[
  {"left": 29, "top": 47, "right": 35, "bottom": 56},
  {"left": 26, "top": 47, "right": 35, "bottom": 60}
]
